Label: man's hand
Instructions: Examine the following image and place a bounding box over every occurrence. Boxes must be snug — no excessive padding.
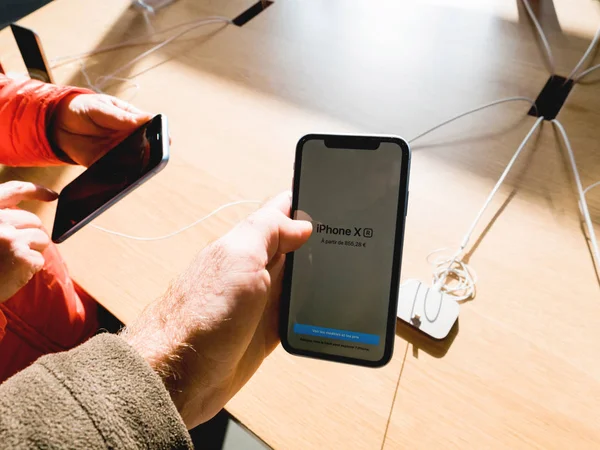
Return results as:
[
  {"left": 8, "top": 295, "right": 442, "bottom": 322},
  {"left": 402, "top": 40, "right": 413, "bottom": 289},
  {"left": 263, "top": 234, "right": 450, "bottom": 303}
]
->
[
  {"left": 50, "top": 94, "right": 153, "bottom": 167},
  {"left": 122, "top": 192, "right": 312, "bottom": 429},
  {"left": 0, "top": 181, "right": 57, "bottom": 303}
]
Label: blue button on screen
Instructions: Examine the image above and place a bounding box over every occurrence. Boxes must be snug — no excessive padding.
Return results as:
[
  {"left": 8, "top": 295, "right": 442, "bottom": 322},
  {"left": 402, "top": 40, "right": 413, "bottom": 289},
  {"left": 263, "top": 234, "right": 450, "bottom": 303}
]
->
[{"left": 293, "top": 323, "right": 380, "bottom": 345}]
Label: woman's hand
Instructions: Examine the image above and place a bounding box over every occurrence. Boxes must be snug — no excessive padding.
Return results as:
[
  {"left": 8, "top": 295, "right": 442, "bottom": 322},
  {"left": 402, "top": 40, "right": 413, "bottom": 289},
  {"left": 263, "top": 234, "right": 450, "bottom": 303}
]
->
[
  {"left": 0, "top": 181, "right": 57, "bottom": 303},
  {"left": 50, "top": 94, "right": 153, "bottom": 167}
]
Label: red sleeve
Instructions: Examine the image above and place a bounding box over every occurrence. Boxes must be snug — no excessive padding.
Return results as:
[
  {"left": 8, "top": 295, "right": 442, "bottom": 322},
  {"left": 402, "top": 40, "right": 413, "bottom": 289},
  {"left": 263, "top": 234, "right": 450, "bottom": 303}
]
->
[
  {"left": 0, "top": 309, "right": 5, "bottom": 343},
  {"left": 0, "top": 75, "right": 92, "bottom": 166}
]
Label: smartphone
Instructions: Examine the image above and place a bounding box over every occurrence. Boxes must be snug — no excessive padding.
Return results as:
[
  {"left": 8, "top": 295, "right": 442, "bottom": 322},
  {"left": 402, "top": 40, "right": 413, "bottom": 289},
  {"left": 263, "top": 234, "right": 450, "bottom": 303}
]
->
[
  {"left": 10, "top": 24, "right": 54, "bottom": 83},
  {"left": 52, "top": 114, "right": 169, "bottom": 243},
  {"left": 280, "top": 134, "right": 411, "bottom": 367}
]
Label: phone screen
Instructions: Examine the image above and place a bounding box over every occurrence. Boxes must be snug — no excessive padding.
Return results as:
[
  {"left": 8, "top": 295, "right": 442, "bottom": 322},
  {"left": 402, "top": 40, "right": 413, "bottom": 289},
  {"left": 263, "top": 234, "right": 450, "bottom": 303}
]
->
[
  {"left": 52, "top": 115, "right": 168, "bottom": 243},
  {"left": 282, "top": 135, "right": 410, "bottom": 366},
  {"left": 10, "top": 24, "right": 53, "bottom": 83}
]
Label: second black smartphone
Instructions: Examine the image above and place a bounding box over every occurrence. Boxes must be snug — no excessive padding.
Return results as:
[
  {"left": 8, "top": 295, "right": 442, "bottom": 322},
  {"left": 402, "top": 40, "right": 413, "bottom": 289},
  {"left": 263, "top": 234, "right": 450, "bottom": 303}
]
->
[{"left": 52, "top": 115, "right": 169, "bottom": 243}]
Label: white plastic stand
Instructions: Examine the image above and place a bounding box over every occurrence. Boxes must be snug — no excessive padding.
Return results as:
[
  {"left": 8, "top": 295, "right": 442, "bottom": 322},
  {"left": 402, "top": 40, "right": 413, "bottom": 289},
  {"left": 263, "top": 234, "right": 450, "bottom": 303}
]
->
[{"left": 397, "top": 279, "right": 459, "bottom": 340}]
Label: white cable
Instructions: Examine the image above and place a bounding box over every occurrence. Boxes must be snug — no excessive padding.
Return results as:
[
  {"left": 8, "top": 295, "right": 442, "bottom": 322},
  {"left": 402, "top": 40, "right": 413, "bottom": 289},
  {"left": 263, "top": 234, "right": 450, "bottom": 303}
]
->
[
  {"left": 520, "top": 0, "right": 556, "bottom": 74},
  {"left": 79, "top": 58, "right": 141, "bottom": 97},
  {"left": 79, "top": 60, "right": 95, "bottom": 91},
  {"left": 584, "top": 180, "right": 600, "bottom": 196},
  {"left": 574, "top": 63, "right": 600, "bottom": 82},
  {"left": 50, "top": 16, "right": 232, "bottom": 67},
  {"left": 143, "top": 10, "right": 156, "bottom": 35},
  {"left": 408, "top": 97, "right": 537, "bottom": 144},
  {"left": 74, "top": 17, "right": 230, "bottom": 93},
  {"left": 431, "top": 116, "right": 545, "bottom": 301},
  {"left": 135, "top": 0, "right": 155, "bottom": 14},
  {"left": 94, "top": 17, "right": 231, "bottom": 90},
  {"left": 427, "top": 248, "right": 478, "bottom": 301},
  {"left": 567, "top": 25, "right": 600, "bottom": 81},
  {"left": 552, "top": 120, "right": 600, "bottom": 274},
  {"left": 91, "top": 200, "right": 261, "bottom": 241}
]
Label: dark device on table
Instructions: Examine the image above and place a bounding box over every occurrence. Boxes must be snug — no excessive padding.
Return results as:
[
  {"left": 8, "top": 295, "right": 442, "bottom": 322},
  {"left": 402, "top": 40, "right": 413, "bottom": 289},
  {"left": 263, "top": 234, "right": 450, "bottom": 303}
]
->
[
  {"left": 280, "top": 134, "right": 411, "bottom": 367},
  {"left": 10, "top": 24, "right": 54, "bottom": 83},
  {"left": 52, "top": 114, "right": 169, "bottom": 243}
]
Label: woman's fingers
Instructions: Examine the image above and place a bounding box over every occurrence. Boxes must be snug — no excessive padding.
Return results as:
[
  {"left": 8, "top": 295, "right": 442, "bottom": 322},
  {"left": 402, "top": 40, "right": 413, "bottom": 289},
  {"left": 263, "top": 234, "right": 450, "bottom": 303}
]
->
[
  {"left": 17, "top": 228, "right": 51, "bottom": 253},
  {"left": 15, "top": 247, "right": 45, "bottom": 273},
  {"left": 0, "top": 181, "right": 58, "bottom": 208},
  {"left": 0, "top": 209, "right": 44, "bottom": 229}
]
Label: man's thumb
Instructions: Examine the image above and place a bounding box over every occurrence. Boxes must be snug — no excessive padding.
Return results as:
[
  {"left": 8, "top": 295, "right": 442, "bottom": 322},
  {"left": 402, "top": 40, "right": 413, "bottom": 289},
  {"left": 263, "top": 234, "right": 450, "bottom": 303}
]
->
[
  {"left": 0, "top": 181, "right": 58, "bottom": 208},
  {"left": 277, "top": 219, "right": 313, "bottom": 255}
]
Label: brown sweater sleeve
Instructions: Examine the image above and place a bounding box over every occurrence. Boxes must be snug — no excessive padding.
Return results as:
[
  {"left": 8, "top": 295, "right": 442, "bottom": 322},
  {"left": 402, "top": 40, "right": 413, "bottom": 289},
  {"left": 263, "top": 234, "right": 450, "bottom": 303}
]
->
[{"left": 0, "top": 334, "right": 193, "bottom": 449}]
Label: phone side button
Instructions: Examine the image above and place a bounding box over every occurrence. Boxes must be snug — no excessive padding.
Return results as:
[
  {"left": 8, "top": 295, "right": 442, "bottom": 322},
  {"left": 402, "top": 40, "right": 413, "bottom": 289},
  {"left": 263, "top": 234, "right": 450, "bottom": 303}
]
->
[{"left": 405, "top": 191, "right": 409, "bottom": 216}]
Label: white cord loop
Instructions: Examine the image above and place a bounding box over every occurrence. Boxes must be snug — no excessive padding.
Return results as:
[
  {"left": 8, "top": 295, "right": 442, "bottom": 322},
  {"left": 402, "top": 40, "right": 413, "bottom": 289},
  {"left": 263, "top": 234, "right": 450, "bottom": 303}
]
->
[
  {"left": 427, "top": 248, "right": 477, "bottom": 302},
  {"left": 430, "top": 116, "right": 544, "bottom": 301}
]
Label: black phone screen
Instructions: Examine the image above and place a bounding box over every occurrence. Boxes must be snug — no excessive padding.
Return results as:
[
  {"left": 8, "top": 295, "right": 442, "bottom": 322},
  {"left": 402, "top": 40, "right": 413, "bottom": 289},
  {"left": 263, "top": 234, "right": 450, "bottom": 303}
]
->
[
  {"left": 52, "top": 115, "right": 167, "bottom": 243},
  {"left": 10, "top": 24, "right": 52, "bottom": 83},
  {"left": 281, "top": 135, "right": 410, "bottom": 366}
]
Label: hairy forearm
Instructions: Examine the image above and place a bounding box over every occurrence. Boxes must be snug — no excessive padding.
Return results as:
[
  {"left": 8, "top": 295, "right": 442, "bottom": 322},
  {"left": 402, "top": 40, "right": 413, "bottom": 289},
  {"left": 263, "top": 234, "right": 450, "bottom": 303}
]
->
[{"left": 119, "top": 247, "right": 229, "bottom": 428}]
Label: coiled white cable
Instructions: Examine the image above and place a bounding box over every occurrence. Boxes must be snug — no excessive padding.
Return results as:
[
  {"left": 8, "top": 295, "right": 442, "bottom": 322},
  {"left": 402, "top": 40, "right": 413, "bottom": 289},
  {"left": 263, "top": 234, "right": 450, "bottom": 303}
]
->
[
  {"left": 427, "top": 248, "right": 478, "bottom": 301},
  {"left": 431, "top": 116, "right": 545, "bottom": 301}
]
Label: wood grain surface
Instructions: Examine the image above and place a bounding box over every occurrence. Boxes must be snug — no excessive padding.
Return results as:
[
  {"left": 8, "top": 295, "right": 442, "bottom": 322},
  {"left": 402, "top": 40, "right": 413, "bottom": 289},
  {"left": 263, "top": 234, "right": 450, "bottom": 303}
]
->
[{"left": 1, "top": 0, "right": 600, "bottom": 448}]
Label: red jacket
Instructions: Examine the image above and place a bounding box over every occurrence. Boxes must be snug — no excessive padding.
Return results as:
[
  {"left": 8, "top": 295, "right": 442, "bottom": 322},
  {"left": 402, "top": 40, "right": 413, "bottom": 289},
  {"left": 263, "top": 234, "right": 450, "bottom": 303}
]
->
[{"left": 0, "top": 75, "right": 98, "bottom": 381}]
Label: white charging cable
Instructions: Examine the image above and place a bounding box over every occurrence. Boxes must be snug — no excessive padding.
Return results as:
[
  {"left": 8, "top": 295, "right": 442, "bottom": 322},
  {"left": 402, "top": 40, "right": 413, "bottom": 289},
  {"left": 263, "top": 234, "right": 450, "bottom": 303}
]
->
[
  {"left": 91, "top": 200, "right": 261, "bottom": 241},
  {"left": 93, "top": 17, "right": 231, "bottom": 91},
  {"left": 567, "top": 25, "right": 600, "bottom": 81},
  {"left": 574, "top": 63, "right": 600, "bottom": 82},
  {"left": 51, "top": 16, "right": 231, "bottom": 94},
  {"left": 552, "top": 120, "right": 600, "bottom": 274},
  {"left": 91, "top": 95, "right": 537, "bottom": 242},
  {"left": 51, "top": 16, "right": 232, "bottom": 68},
  {"left": 584, "top": 181, "right": 600, "bottom": 196},
  {"left": 132, "top": 0, "right": 156, "bottom": 14},
  {"left": 408, "top": 96, "right": 536, "bottom": 144},
  {"left": 520, "top": 0, "right": 556, "bottom": 74},
  {"left": 430, "top": 116, "right": 544, "bottom": 301}
]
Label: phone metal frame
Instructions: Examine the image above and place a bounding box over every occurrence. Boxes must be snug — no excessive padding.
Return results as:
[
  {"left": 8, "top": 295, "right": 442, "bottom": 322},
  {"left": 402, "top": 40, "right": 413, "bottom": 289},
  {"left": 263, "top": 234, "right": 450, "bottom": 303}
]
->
[
  {"left": 10, "top": 24, "right": 54, "bottom": 84},
  {"left": 51, "top": 115, "right": 170, "bottom": 243},
  {"left": 280, "top": 133, "right": 411, "bottom": 367}
]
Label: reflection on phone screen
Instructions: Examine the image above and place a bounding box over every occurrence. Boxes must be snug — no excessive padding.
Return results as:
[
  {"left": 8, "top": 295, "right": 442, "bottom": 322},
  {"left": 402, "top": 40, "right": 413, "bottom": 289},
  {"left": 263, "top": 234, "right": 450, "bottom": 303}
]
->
[{"left": 53, "top": 116, "right": 163, "bottom": 241}]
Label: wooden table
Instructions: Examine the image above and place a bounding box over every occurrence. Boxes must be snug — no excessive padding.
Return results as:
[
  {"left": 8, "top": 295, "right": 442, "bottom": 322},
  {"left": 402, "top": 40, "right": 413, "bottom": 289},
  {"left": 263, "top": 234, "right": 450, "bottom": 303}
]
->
[{"left": 2, "top": 0, "right": 600, "bottom": 448}]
